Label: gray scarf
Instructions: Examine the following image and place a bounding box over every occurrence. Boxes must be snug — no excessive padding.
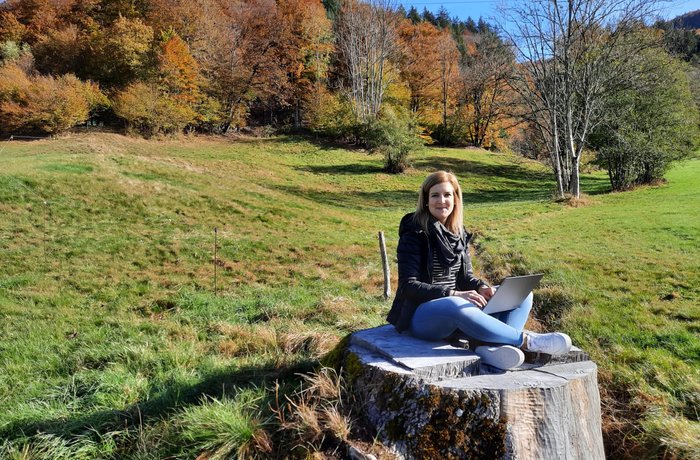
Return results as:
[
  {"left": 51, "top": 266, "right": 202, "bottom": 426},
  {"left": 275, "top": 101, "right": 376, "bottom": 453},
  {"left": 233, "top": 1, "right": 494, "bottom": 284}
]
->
[{"left": 429, "top": 218, "right": 465, "bottom": 267}]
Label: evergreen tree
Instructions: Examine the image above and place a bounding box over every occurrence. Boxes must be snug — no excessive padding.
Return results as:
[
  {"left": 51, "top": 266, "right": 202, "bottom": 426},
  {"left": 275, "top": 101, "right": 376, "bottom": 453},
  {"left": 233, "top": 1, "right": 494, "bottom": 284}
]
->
[
  {"left": 436, "top": 6, "right": 449, "bottom": 29},
  {"left": 465, "top": 17, "right": 477, "bottom": 33},
  {"left": 422, "top": 7, "right": 436, "bottom": 26},
  {"left": 477, "top": 17, "right": 489, "bottom": 33},
  {"left": 407, "top": 6, "right": 421, "bottom": 24},
  {"left": 396, "top": 5, "right": 407, "bottom": 18},
  {"left": 321, "top": 0, "right": 341, "bottom": 19}
]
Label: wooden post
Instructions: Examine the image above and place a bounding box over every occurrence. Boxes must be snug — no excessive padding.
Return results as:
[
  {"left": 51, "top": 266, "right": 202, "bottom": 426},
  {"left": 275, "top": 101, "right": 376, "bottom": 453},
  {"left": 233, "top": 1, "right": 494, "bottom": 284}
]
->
[
  {"left": 378, "top": 231, "right": 390, "bottom": 300},
  {"left": 214, "top": 227, "right": 218, "bottom": 296}
]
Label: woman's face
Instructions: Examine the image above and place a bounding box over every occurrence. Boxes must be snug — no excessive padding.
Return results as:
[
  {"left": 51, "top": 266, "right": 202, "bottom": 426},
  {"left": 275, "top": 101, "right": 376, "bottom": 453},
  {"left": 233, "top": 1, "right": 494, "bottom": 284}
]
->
[{"left": 427, "top": 181, "right": 455, "bottom": 225}]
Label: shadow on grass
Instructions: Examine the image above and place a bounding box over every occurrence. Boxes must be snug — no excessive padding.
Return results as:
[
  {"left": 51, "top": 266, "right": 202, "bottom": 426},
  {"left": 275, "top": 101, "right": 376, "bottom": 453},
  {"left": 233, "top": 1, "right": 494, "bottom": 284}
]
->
[
  {"left": 229, "top": 133, "right": 365, "bottom": 153},
  {"left": 273, "top": 185, "right": 416, "bottom": 210},
  {"left": 296, "top": 163, "right": 384, "bottom": 175},
  {"left": 0, "top": 360, "right": 315, "bottom": 443},
  {"left": 414, "top": 156, "right": 552, "bottom": 183},
  {"left": 416, "top": 156, "right": 610, "bottom": 196},
  {"left": 274, "top": 183, "right": 557, "bottom": 210}
]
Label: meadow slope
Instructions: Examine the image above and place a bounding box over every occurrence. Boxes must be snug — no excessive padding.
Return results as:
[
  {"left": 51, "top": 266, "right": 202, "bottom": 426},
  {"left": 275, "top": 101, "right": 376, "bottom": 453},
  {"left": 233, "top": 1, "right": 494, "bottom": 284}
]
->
[{"left": 0, "top": 133, "right": 698, "bottom": 458}]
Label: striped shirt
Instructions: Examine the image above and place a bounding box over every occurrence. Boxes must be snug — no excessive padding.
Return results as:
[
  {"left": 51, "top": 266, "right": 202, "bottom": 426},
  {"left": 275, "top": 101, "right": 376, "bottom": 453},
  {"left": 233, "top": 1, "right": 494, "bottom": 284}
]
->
[{"left": 432, "top": 250, "right": 461, "bottom": 290}]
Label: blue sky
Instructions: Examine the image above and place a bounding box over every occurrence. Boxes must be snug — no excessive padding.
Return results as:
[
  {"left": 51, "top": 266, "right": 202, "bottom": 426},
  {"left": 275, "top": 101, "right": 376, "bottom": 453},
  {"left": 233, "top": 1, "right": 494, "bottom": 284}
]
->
[{"left": 399, "top": 0, "right": 700, "bottom": 24}]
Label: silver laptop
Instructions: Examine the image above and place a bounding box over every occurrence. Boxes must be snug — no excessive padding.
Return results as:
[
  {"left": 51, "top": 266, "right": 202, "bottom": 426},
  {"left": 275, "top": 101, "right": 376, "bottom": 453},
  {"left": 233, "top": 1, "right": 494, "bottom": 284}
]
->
[{"left": 482, "top": 274, "right": 544, "bottom": 314}]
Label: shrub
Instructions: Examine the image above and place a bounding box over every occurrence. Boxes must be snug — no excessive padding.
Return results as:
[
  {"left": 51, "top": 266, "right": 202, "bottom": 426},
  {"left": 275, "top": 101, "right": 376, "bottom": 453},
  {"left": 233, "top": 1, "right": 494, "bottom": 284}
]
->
[
  {"left": 430, "top": 114, "right": 466, "bottom": 146},
  {"left": 363, "top": 108, "right": 422, "bottom": 173},
  {"left": 0, "top": 64, "right": 107, "bottom": 135},
  {"left": 113, "top": 82, "right": 197, "bottom": 136},
  {"left": 303, "top": 87, "right": 355, "bottom": 139}
]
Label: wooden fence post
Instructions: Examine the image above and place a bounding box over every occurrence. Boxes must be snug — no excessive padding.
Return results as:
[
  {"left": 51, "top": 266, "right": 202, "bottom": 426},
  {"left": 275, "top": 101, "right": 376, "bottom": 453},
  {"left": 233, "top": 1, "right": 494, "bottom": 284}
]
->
[{"left": 378, "top": 231, "right": 390, "bottom": 300}]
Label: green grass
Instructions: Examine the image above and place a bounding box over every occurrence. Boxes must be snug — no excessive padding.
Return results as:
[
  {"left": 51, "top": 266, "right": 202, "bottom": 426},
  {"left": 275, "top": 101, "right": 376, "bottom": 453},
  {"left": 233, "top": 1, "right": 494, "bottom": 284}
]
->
[{"left": 0, "top": 133, "right": 698, "bottom": 458}]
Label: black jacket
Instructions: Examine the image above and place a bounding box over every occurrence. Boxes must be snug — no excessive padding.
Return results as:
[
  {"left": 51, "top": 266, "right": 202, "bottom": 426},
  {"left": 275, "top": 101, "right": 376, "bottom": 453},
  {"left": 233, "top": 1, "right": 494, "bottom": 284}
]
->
[{"left": 386, "top": 212, "right": 487, "bottom": 332}]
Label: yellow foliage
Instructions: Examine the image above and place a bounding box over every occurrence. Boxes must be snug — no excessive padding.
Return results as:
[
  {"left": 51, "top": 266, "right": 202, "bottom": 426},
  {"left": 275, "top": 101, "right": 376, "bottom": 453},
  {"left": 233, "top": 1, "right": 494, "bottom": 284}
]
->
[
  {"left": 0, "top": 64, "right": 106, "bottom": 134},
  {"left": 113, "top": 82, "right": 197, "bottom": 136},
  {"left": 303, "top": 85, "right": 353, "bottom": 136}
]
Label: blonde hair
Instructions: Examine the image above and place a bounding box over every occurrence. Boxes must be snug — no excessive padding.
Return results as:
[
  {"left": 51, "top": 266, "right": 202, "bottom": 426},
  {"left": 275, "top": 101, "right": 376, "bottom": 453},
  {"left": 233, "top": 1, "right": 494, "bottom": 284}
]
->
[{"left": 413, "top": 171, "right": 464, "bottom": 235}]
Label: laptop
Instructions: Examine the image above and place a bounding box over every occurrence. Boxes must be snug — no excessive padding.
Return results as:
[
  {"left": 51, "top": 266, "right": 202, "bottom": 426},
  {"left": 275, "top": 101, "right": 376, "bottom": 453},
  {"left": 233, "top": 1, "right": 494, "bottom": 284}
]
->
[{"left": 481, "top": 274, "right": 544, "bottom": 314}]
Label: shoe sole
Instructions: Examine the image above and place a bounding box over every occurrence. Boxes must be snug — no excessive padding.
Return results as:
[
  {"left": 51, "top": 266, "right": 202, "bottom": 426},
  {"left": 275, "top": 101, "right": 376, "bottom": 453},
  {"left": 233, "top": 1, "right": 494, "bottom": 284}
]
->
[{"left": 475, "top": 345, "right": 525, "bottom": 370}]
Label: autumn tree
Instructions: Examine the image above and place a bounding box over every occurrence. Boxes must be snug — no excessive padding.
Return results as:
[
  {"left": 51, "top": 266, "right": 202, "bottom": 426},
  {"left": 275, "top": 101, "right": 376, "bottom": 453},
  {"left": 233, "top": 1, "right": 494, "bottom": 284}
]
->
[
  {"left": 396, "top": 19, "right": 442, "bottom": 122},
  {"left": 145, "top": 0, "right": 206, "bottom": 45},
  {"left": 157, "top": 32, "right": 221, "bottom": 128},
  {"left": 459, "top": 31, "right": 514, "bottom": 147},
  {"left": 0, "top": 63, "right": 107, "bottom": 134},
  {"left": 0, "top": 11, "right": 26, "bottom": 43},
  {"left": 275, "top": 0, "right": 333, "bottom": 127},
  {"left": 436, "top": 27, "right": 460, "bottom": 131},
  {"left": 33, "top": 25, "right": 84, "bottom": 75},
  {"left": 87, "top": 15, "right": 154, "bottom": 88},
  {"left": 3, "top": 0, "right": 65, "bottom": 43},
  {"left": 191, "top": 0, "right": 291, "bottom": 131}
]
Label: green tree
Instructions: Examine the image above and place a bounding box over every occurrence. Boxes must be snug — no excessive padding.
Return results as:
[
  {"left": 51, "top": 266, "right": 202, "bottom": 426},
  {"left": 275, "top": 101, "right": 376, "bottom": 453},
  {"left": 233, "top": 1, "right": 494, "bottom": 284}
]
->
[
  {"left": 590, "top": 47, "right": 700, "bottom": 190},
  {"left": 407, "top": 6, "right": 421, "bottom": 24}
]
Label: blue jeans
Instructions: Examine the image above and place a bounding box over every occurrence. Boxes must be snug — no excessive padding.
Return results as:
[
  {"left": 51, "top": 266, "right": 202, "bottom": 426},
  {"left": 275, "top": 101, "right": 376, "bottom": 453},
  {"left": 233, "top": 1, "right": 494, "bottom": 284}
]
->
[{"left": 409, "top": 292, "right": 533, "bottom": 346}]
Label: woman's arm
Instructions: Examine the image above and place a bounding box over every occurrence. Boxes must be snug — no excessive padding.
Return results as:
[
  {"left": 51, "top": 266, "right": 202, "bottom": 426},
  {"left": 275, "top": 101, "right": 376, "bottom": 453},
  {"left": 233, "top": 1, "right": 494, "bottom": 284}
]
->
[
  {"left": 457, "top": 244, "right": 489, "bottom": 292},
  {"left": 396, "top": 230, "right": 451, "bottom": 304},
  {"left": 452, "top": 242, "right": 493, "bottom": 307}
]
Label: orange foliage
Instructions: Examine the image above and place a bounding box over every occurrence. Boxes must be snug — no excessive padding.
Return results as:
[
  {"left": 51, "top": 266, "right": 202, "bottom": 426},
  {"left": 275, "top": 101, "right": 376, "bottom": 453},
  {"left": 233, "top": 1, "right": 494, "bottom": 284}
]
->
[
  {"left": 6, "top": 0, "right": 67, "bottom": 43},
  {"left": 146, "top": 0, "right": 205, "bottom": 44},
  {"left": 158, "top": 34, "right": 201, "bottom": 103},
  {"left": 397, "top": 20, "right": 459, "bottom": 125},
  {"left": 0, "top": 63, "right": 107, "bottom": 134},
  {"left": 33, "top": 24, "right": 83, "bottom": 75},
  {"left": 0, "top": 11, "right": 27, "bottom": 42}
]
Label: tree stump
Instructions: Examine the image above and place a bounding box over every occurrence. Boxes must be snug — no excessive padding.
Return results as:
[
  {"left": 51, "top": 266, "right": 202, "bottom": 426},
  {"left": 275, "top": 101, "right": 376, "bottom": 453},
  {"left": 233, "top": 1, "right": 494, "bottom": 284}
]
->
[{"left": 337, "top": 325, "right": 604, "bottom": 460}]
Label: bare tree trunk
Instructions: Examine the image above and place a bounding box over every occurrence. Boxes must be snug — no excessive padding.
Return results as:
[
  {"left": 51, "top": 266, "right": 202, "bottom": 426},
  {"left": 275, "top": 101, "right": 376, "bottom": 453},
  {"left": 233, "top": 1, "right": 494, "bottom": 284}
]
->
[
  {"left": 502, "top": 0, "right": 663, "bottom": 201},
  {"left": 337, "top": 0, "right": 397, "bottom": 125}
]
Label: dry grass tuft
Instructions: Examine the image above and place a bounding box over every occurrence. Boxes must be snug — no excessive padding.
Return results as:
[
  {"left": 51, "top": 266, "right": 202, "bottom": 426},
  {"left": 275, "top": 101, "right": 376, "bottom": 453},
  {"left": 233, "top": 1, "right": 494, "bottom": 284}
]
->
[
  {"left": 555, "top": 192, "right": 593, "bottom": 207},
  {"left": 278, "top": 331, "right": 339, "bottom": 358},
  {"left": 322, "top": 406, "right": 351, "bottom": 442},
  {"left": 304, "top": 295, "right": 368, "bottom": 329},
  {"left": 215, "top": 323, "right": 278, "bottom": 358},
  {"left": 273, "top": 368, "right": 352, "bottom": 457},
  {"left": 237, "top": 427, "right": 273, "bottom": 459}
]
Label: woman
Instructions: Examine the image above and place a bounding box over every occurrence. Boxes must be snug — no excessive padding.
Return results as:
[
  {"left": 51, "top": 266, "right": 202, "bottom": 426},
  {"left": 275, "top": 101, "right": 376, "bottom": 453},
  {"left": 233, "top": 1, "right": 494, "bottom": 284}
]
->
[{"left": 386, "top": 171, "right": 571, "bottom": 370}]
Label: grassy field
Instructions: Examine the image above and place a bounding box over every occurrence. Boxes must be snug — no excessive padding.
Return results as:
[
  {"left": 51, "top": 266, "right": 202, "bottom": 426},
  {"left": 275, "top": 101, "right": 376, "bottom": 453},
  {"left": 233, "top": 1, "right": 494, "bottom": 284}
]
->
[{"left": 0, "top": 133, "right": 698, "bottom": 459}]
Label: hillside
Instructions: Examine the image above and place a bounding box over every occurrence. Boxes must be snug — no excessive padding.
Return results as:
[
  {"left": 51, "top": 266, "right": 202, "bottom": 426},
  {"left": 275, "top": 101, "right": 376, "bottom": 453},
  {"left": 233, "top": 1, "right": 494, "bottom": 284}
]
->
[
  {"left": 673, "top": 9, "right": 700, "bottom": 29},
  {"left": 0, "top": 133, "right": 698, "bottom": 458}
]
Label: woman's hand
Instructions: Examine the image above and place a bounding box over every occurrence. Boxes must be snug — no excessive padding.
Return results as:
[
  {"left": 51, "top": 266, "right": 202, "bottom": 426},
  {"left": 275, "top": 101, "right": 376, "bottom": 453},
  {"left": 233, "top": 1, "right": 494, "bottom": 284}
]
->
[
  {"left": 478, "top": 285, "right": 496, "bottom": 300},
  {"left": 453, "top": 290, "right": 488, "bottom": 308}
]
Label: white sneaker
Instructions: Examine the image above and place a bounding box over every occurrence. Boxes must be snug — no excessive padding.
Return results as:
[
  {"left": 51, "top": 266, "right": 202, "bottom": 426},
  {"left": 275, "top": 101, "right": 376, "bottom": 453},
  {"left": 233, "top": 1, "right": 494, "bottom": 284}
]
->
[
  {"left": 525, "top": 332, "right": 572, "bottom": 355},
  {"left": 475, "top": 345, "right": 525, "bottom": 370}
]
